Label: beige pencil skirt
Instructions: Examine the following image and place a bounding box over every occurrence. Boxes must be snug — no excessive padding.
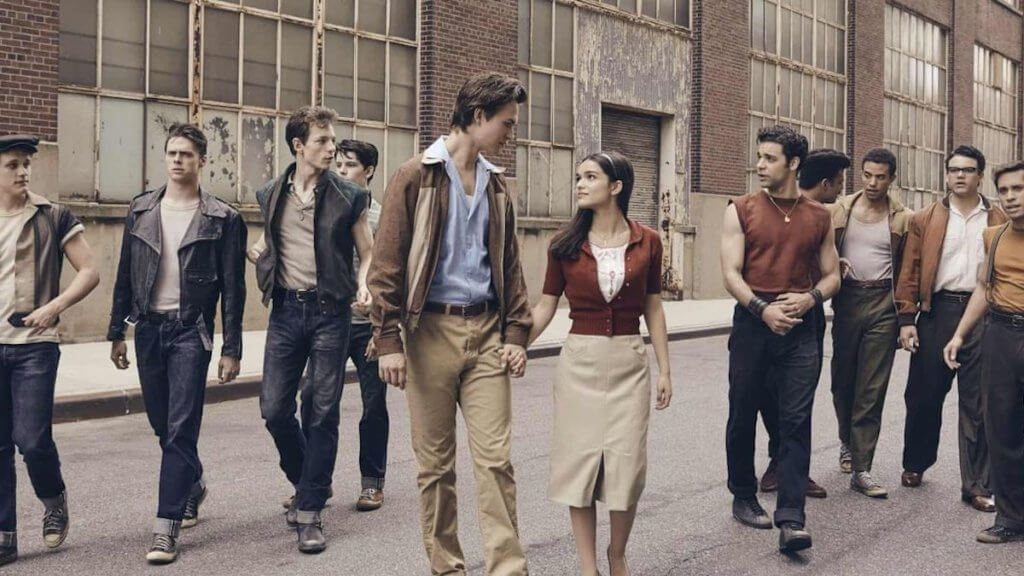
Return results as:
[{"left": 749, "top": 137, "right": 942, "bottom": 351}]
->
[{"left": 548, "top": 332, "right": 651, "bottom": 511}]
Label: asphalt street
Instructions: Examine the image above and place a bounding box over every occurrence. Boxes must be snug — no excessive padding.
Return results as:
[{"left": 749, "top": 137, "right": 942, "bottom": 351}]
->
[{"left": 9, "top": 333, "right": 1024, "bottom": 575}]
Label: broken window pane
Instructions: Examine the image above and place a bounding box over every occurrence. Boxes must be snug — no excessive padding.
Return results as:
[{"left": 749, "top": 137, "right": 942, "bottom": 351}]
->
[
  {"left": 150, "top": 0, "right": 189, "bottom": 97},
  {"left": 530, "top": 72, "right": 551, "bottom": 141},
  {"left": 552, "top": 76, "right": 573, "bottom": 145},
  {"left": 144, "top": 102, "right": 189, "bottom": 190},
  {"left": 357, "top": 38, "right": 386, "bottom": 121},
  {"left": 281, "top": 23, "right": 313, "bottom": 110},
  {"left": 202, "top": 110, "right": 240, "bottom": 202},
  {"left": 281, "top": 0, "right": 314, "bottom": 19},
  {"left": 324, "top": 31, "right": 356, "bottom": 117},
  {"left": 58, "top": 93, "right": 96, "bottom": 199},
  {"left": 531, "top": 0, "right": 552, "bottom": 68},
  {"left": 360, "top": 0, "right": 387, "bottom": 34},
  {"left": 99, "top": 98, "right": 144, "bottom": 201},
  {"left": 102, "top": 0, "right": 146, "bottom": 92},
  {"left": 391, "top": 0, "right": 417, "bottom": 40},
  {"left": 241, "top": 115, "right": 277, "bottom": 203},
  {"left": 553, "top": 2, "right": 573, "bottom": 72},
  {"left": 389, "top": 43, "right": 417, "bottom": 126},
  {"left": 59, "top": 0, "right": 97, "bottom": 86},
  {"left": 327, "top": 0, "right": 355, "bottom": 27},
  {"left": 203, "top": 9, "right": 240, "bottom": 103},
  {"left": 244, "top": 16, "right": 277, "bottom": 108}
]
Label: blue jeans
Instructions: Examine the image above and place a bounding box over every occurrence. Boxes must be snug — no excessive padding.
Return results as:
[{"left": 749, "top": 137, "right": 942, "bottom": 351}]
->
[
  {"left": 261, "top": 295, "right": 351, "bottom": 512},
  {"left": 349, "top": 322, "right": 389, "bottom": 489},
  {"left": 135, "top": 317, "right": 212, "bottom": 522},
  {"left": 727, "top": 304, "right": 820, "bottom": 527},
  {"left": 0, "top": 342, "right": 63, "bottom": 532}
]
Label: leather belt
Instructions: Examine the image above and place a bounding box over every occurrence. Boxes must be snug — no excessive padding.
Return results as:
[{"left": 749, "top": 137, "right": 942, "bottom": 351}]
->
[
  {"left": 934, "top": 290, "right": 973, "bottom": 304},
  {"left": 143, "top": 310, "right": 181, "bottom": 323},
  {"left": 844, "top": 278, "right": 893, "bottom": 289},
  {"left": 989, "top": 307, "right": 1024, "bottom": 330},
  {"left": 423, "top": 300, "right": 498, "bottom": 318},
  {"left": 273, "top": 287, "right": 319, "bottom": 303}
]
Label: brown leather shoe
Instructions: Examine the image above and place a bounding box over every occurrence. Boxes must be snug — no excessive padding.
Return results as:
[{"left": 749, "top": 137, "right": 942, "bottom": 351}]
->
[
  {"left": 964, "top": 494, "right": 996, "bottom": 513},
  {"left": 759, "top": 460, "right": 779, "bottom": 492},
  {"left": 356, "top": 488, "right": 383, "bottom": 512},
  {"left": 806, "top": 477, "right": 827, "bottom": 499},
  {"left": 901, "top": 470, "right": 922, "bottom": 488}
]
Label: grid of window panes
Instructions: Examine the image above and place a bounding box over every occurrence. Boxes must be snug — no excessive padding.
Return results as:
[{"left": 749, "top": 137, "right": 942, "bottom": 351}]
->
[
  {"left": 517, "top": 0, "right": 576, "bottom": 219},
  {"left": 597, "top": 0, "right": 690, "bottom": 28},
  {"left": 882, "top": 4, "right": 947, "bottom": 208},
  {"left": 57, "top": 0, "right": 418, "bottom": 204},
  {"left": 974, "top": 44, "right": 1019, "bottom": 198},
  {"left": 747, "top": 0, "right": 847, "bottom": 193}
]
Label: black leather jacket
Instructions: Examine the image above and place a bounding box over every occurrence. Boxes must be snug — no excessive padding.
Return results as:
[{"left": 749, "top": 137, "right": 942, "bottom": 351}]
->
[
  {"left": 106, "top": 187, "right": 248, "bottom": 358},
  {"left": 254, "top": 164, "right": 368, "bottom": 313}
]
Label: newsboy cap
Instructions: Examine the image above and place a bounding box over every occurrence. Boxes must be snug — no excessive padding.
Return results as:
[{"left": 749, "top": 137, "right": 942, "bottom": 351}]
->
[{"left": 0, "top": 134, "right": 39, "bottom": 154}]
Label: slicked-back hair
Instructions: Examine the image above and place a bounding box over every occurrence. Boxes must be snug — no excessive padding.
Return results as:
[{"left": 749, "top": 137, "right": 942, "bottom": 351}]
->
[
  {"left": 946, "top": 145, "right": 986, "bottom": 173},
  {"left": 450, "top": 73, "right": 527, "bottom": 130},
  {"left": 756, "top": 125, "right": 809, "bottom": 168},
  {"left": 337, "top": 139, "right": 379, "bottom": 182},
  {"left": 165, "top": 123, "right": 208, "bottom": 157},
  {"left": 862, "top": 147, "right": 897, "bottom": 177},
  {"left": 285, "top": 106, "right": 339, "bottom": 155},
  {"left": 798, "top": 148, "right": 851, "bottom": 189},
  {"left": 993, "top": 160, "right": 1024, "bottom": 187}
]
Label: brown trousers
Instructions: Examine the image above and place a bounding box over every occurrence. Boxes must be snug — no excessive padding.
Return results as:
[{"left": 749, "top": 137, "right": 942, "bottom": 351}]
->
[{"left": 405, "top": 310, "right": 527, "bottom": 576}]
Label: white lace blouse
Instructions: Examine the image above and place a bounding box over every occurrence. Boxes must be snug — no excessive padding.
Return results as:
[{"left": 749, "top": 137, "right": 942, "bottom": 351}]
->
[{"left": 592, "top": 244, "right": 627, "bottom": 303}]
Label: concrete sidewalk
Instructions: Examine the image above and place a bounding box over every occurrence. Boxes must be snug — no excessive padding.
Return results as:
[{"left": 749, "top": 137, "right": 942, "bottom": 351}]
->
[{"left": 53, "top": 299, "right": 741, "bottom": 422}]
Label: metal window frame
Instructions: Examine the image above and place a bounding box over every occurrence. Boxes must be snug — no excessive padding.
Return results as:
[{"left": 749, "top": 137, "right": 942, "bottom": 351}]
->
[
  {"left": 56, "top": 0, "right": 420, "bottom": 204},
  {"left": 587, "top": 0, "right": 691, "bottom": 29},
  {"left": 973, "top": 44, "right": 1019, "bottom": 197}
]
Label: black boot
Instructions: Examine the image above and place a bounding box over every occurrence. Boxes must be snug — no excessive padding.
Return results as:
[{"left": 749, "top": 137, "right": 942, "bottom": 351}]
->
[
  {"left": 732, "top": 496, "right": 772, "bottom": 529},
  {"left": 779, "top": 522, "right": 812, "bottom": 553},
  {"left": 295, "top": 511, "right": 326, "bottom": 554}
]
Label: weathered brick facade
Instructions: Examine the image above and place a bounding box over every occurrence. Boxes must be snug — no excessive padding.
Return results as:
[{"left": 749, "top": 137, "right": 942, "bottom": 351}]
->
[{"left": 0, "top": 0, "right": 59, "bottom": 141}]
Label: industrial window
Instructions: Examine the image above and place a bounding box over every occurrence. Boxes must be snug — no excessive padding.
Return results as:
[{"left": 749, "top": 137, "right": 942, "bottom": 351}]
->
[
  {"left": 882, "top": 4, "right": 947, "bottom": 208},
  {"left": 747, "top": 0, "right": 847, "bottom": 193},
  {"left": 518, "top": 0, "right": 575, "bottom": 219},
  {"left": 56, "top": 0, "right": 418, "bottom": 204},
  {"left": 973, "top": 44, "right": 1019, "bottom": 198},
  {"left": 597, "top": 0, "right": 690, "bottom": 28}
]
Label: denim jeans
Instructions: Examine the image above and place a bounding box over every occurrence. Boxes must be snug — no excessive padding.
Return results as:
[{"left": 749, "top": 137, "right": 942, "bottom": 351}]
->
[
  {"left": 726, "top": 304, "right": 820, "bottom": 527},
  {"left": 135, "top": 317, "right": 212, "bottom": 522},
  {"left": 0, "top": 342, "right": 63, "bottom": 532},
  {"left": 261, "top": 295, "right": 351, "bottom": 512},
  {"left": 348, "top": 322, "right": 388, "bottom": 489}
]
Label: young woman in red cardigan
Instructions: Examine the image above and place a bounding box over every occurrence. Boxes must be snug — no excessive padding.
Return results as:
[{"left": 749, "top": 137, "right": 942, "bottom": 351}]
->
[{"left": 528, "top": 151, "right": 673, "bottom": 576}]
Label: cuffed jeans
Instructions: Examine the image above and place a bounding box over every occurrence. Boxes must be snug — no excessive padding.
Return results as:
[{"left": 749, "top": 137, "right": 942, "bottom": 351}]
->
[
  {"left": 727, "top": 304, "right": 820, "bottom": 528},
  {"left": 0, "top": 343, "right": 63, "bottom": 533},
  {"left": 135, "top": 317, "right": 212, "bottom": 522},
  {"left": 261, "top": 295, "right": 351, "bottom": 512},
  {"left": 348, "top": 321, "right": 388, "bottom": 490}
]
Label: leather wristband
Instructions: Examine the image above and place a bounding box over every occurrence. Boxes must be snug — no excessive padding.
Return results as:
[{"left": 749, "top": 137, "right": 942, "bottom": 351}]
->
[
  {"left": 810, "top": 288, "right": 824, "bottom": 307},
  {"left": 747, "top": 296, "right": 768, "bottom": 320}
]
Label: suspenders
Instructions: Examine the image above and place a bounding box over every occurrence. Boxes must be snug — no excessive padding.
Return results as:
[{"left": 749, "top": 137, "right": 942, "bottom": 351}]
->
[{"left": 986, "top": 222, "right": 1012, "bottom": 303}]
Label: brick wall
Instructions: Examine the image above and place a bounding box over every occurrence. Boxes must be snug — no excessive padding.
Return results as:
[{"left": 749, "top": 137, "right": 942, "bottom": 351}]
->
[
  {"left": 691, "top": 0, "right": 749, "bottom": 197},
  {"left": 0, "top": 0, "right": 59, "bottom": 141},
  {"left": 419, "top": 0, "right": 519, "bottom": 171}
]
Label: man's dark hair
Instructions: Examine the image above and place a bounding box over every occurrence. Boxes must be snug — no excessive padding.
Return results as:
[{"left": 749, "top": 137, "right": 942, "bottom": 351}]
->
[
  {"left": 993, "top": 160, "right": 1024, "bottom": 187},
  {"left": 450, "top": 73, "right": 527, "bottom": 130},
  {"left": 946, "top": 145, "right": 986, "bottom": 173},
  {"left": 756, "top": 125, "right": 808, "bottom": 168},
  {"left": 862, "top": 147, "right": 897, "bottom": 177},
  {"left": 337, "top": 139, "right": 379, "bottom": 182},
  {"left": 798, "top": 148, "right": 851, "bottom": 189},
  {"left": 164, "top": 123, "right": 207, "bottom": 157},
  {"left": 285, "top": 106, "right": 339, "bottom": 155}
]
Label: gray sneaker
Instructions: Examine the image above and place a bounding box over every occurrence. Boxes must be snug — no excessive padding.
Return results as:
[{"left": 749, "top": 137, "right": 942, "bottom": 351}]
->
[
  {"left": 839, "top": 443, "right": 853, "bottom": 474},
  {"left": 851, "top": 471, "right": 888, "bottom": 498}
]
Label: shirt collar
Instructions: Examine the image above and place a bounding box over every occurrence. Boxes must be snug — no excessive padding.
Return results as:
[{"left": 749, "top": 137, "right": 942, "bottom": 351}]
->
[{"left": 422, "top": 137, "right": 503, "bottom": 174}]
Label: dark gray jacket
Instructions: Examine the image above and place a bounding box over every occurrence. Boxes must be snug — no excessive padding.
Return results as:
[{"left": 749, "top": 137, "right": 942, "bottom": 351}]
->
[
  {"left": 254, "top": 163, "right": 368, "bottom": 313},
  {"left": 107, "top": 187, "right": 248, "bottom": 359}
]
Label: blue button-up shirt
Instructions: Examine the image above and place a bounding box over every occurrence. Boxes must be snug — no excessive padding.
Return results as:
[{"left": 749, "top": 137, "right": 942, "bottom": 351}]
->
[{"left": 424, "top": 137, "right": 497, "bottom": 305}]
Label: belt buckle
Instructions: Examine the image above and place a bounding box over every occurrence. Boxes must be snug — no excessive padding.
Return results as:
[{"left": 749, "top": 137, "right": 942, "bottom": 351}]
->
[
  {"left": 1014, "top": 315, "right": 1024, "bottom": 329},
  {"left": 461, "top": 304, "right": 472, "bottom": 318},
  {"left": 296, "top": 289, "right": 315, "bottom": 302}
]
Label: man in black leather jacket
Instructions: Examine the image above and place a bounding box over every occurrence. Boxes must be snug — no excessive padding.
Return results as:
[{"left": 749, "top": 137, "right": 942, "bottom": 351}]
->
[{"left": 107, "top": 123, "right": 247, "bottom": 565}]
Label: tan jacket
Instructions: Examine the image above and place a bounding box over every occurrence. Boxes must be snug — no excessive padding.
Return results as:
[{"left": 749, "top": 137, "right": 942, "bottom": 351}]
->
[
  {"left": 831, "top": 189, "right": 912, "bottom": 298},
  {"left": 367, "top": 153, "right": 532, "bottom": 356},
  {"left": 894, "top": 195, "right": 1007, "bottom": 326}
]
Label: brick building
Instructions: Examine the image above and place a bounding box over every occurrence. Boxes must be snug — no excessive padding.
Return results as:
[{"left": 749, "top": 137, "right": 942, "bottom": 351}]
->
[{"left": 0, "top": 0, "right": 1021, "bottom": 341}]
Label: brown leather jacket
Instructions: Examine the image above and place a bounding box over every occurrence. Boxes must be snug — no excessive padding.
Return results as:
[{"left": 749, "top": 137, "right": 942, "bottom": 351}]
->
[
  {"left": 367, "top": 152, "right": 532, "bottom": 356},
  {"left": 894, "top": 195, "right": 1007, "bottom": 326}
]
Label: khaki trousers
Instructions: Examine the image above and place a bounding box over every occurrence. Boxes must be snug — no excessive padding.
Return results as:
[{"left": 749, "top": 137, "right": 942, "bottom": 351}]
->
[{"left": 405, "top": 310, "right": 527, "bottom": 576}]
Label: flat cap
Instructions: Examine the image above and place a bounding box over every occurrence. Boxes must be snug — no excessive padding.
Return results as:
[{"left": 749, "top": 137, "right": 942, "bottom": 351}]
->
[{"left": 0, "top": 134, "right": 39, "bottom": 154}]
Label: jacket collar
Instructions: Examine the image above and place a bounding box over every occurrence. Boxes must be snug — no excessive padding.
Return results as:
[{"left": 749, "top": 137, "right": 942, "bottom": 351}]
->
[
  {"left": 422, "top": 137, "right": 507, "bottom": 174},
  {"left": 26, "top": 191, "right": 51, "bottom": 207},
  {"left": 130, "top": 185, "right": 225, "bottom": 253},
  {"left": 840, "top": 189, "right": 906, "bottom": 216},
  {"left": 941, "top": 193, "right": 994, "bottom": 214},
  {"left": 132, "top": 185, "right": 228, "bottom": 219}
]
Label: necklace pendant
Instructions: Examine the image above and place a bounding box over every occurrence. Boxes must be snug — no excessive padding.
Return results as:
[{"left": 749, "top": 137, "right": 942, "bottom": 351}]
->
[{"left": 784, "top": 215, "right": 791, "bottom": 223}]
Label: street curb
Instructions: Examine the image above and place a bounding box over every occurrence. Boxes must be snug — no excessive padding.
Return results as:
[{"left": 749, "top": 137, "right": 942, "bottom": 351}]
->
[{"left": 53, "top": 323, "right": 733, "bottom": 424}]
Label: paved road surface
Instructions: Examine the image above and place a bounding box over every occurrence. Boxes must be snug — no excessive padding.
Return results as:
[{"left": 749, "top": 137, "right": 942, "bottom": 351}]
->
[{"left": 10, "top": 334, "right": 1024, "bottom": 575}]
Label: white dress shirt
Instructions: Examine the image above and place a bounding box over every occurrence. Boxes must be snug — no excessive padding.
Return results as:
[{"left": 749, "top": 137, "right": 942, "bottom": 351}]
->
[{"left": 934, "top": 199, "right": 989, "bottom": 293}]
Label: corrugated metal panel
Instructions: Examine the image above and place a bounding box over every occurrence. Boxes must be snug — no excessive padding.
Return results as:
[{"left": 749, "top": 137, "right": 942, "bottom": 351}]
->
[{"left": 601, "top": 107, "right": 660, "bottom": 228}]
